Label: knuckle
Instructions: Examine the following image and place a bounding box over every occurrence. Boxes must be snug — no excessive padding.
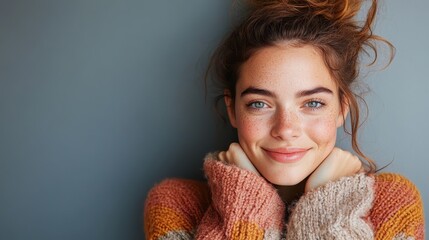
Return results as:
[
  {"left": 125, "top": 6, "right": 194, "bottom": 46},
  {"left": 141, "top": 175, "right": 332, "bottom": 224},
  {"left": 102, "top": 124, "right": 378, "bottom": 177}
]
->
[
  {"left": 218, "top": 152, "right": 226, "bottom": 162},
  {"left": 335, "top": 148, "right": 344, "bottom": 153},
  {"left": 229, "top": 142, "right": 239, "bottom": 151}
]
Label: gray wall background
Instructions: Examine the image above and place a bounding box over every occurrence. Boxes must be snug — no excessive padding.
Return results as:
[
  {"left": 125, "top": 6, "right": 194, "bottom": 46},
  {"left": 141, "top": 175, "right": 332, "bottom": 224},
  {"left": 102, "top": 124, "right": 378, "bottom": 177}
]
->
[{"left": 0, "top": 0, "right": 427, "bottom": 239}]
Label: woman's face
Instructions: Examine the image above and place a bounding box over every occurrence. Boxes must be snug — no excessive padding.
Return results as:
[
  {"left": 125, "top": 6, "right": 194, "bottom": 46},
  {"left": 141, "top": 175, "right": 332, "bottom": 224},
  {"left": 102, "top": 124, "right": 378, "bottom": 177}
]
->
[{"left": 226, "top": 44, "right": 347, "bottom": 186}]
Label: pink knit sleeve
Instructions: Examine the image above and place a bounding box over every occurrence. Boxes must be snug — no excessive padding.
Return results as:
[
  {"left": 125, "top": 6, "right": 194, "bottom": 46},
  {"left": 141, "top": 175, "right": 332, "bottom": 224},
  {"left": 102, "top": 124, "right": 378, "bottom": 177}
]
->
[{"left": 195, "top": 153, "right": 285, "bottom": 239}]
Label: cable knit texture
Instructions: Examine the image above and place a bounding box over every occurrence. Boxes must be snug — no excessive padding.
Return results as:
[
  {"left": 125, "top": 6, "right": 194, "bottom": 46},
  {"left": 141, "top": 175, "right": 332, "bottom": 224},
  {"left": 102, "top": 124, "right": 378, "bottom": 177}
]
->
[
  {"left": 144, "top": 153, "right": 425, "bottom": 239},
  {"left": 285, "top": 173, "right": 374, "bottom": 239}
]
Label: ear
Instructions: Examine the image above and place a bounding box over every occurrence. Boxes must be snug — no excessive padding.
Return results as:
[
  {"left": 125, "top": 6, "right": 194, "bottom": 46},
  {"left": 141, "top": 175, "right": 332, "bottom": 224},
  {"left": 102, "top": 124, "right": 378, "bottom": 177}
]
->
[
  {"left": 224, "top": 90, "right": 237, "bottom": 128},
  {"left": 337, "top": 98, "right": 349, "bottom": 128}
]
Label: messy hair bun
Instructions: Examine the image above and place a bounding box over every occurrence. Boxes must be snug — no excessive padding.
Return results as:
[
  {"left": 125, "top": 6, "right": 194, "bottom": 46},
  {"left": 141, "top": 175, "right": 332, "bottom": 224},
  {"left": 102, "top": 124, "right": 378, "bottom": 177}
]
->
[
  {"left": 207, "top": 0, "right": 394, "bottom": 173},
  {"left": 244, "top": 0, "right": 392, "bottom": 59},
  {"left": 245, "top": 0, "right": 362, "bottom": 21}
]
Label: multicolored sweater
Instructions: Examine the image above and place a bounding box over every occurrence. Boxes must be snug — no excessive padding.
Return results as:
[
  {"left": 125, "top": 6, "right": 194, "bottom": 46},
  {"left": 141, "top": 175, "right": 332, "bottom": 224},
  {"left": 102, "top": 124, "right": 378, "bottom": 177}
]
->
[{"left": 144, "top": 153, "right": 425, "bottom": 239}]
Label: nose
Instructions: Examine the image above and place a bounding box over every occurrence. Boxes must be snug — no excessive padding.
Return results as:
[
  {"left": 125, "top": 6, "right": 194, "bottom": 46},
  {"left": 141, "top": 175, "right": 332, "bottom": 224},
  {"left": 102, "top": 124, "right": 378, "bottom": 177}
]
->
[{"left": 270, "top": 108, "right": 301, "bottom": 140}]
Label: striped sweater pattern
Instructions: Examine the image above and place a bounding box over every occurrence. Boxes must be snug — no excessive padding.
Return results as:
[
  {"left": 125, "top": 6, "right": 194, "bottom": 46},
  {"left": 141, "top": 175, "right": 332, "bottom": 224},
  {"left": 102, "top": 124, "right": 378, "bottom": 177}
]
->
[{"left": 144, "top": 154, "right": 425, "bottom": 239}]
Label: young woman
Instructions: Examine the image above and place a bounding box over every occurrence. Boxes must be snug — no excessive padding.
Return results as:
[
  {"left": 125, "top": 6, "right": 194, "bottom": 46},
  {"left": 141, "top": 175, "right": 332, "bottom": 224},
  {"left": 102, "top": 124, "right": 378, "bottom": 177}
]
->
[{"left": 144, "top": 0, "right": 425, "bottom": 239}]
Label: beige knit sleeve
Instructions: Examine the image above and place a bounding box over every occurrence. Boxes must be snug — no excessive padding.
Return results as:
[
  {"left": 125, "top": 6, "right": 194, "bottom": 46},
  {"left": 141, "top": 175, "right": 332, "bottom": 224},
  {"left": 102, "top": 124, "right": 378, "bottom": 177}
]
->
[{"left": 286, "top": 173, "right": 375, "bottom": 240}]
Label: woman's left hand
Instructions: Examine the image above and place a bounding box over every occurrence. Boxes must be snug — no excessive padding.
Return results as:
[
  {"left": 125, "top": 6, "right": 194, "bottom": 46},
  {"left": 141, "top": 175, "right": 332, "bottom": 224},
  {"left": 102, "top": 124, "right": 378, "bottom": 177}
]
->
[{"left": 305, "top": 147, "right": 363, "bottom": 192}]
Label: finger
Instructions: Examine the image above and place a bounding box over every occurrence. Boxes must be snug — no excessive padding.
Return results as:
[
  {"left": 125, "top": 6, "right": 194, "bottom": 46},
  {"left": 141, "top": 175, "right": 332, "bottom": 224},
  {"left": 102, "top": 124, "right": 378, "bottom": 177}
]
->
[
  {"left": 226, "top": 143, "right": 244, "bottom": 163},
  {"left": 228, "top": 143, "right": 260, "bottom": 175},
  {"left": 231, "top": 144, "right": 247, "bottom": 161},
  {"left": 218, "top": 151, "right": 227, "bottom": 163},
  {"left": 351, "top": 155, "right": 363, "bottom": 173}
]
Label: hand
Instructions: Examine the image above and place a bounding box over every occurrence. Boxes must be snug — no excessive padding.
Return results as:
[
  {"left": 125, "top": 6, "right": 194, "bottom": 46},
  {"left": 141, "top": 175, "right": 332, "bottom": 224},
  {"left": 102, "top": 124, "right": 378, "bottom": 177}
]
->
[
  {"left": 218, "top": 143, "right": 260, "bottom": 176},
  {"left": 305, "top": 147, "right": 363, "bottom": 192}
]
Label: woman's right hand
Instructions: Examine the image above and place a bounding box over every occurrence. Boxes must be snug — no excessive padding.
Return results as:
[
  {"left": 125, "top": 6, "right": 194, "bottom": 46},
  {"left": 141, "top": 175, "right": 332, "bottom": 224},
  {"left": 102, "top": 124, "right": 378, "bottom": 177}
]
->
[{"left": 218, "top": 143, "right": 260, "bottom": 176}]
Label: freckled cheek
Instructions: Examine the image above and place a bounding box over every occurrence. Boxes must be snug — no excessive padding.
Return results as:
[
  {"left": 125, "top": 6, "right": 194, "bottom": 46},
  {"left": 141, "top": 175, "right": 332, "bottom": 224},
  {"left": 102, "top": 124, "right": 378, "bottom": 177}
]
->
[
  {"left": 235, "top": 114, "right": 269, "bottom": 145},
  {"left": 305, "top": 117, "right": 338, "bottom": 146}
]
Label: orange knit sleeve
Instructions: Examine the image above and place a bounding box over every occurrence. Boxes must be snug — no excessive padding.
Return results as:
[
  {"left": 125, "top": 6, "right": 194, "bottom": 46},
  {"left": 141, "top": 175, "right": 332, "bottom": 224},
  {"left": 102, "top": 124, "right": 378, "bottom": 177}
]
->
[
  {"left": 370, "top": 173, "right": 425, "bottom": 240},
  {"left": 143, "top": 179, "right": 211, "bottom": 240}
]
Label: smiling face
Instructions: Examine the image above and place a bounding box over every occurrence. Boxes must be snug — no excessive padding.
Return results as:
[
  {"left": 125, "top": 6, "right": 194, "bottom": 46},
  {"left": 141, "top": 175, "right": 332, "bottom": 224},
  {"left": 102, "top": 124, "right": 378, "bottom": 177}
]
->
[{"left": 225, "top": 44, "right": 347, "bottom": 186}]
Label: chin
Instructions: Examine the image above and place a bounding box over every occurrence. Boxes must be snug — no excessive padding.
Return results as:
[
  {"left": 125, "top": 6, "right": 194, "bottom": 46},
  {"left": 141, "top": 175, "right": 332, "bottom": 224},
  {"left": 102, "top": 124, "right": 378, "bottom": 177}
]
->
[{"left": 263, "top": 173, "right": 307, "bottom": 186}]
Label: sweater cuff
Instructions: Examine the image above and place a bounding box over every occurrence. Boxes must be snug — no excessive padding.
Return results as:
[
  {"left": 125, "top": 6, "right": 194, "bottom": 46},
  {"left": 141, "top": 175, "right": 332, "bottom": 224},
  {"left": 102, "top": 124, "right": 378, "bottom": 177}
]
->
[
  {"left": 203, "top": 153, "right": 285, "bottom": 230},
  {"left": 286, "top": 173, "right": 375, "bottom": 239}
]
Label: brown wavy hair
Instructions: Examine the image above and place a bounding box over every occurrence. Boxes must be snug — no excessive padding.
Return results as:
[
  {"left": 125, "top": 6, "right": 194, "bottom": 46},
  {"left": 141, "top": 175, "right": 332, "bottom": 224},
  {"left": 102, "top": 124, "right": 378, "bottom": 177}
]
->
[{"left": 206, "top": 0, "right": 394, "bottom": 173}]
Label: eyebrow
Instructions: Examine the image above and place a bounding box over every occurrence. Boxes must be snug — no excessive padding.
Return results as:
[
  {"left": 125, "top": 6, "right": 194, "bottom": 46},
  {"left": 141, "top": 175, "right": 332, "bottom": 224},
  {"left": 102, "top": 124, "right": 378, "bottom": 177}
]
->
[
  {"left": 296, "top": 87, "right": 333, "bottom": 97},
  {"left": 240, "top": 86, "right": 333, "bottom": 98},
  {"left": 240, "top": 87, "right": 275, "bottom": 98}
]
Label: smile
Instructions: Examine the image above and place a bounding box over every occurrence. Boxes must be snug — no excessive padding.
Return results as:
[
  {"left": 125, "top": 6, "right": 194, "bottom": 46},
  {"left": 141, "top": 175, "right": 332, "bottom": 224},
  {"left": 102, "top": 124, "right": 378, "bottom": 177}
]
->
[{"left": 262, "top": 148, "right": 309, "bottom": 163}]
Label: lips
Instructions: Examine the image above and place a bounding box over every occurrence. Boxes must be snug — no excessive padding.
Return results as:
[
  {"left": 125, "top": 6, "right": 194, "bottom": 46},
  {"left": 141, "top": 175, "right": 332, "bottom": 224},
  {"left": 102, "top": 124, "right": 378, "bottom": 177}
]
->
[{"left": 263, "top": 147, "right": 309, "bottom": 163}]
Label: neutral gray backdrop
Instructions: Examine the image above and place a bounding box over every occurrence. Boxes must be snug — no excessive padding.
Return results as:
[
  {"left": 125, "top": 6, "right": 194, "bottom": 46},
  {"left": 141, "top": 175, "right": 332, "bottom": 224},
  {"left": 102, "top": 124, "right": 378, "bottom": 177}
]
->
[{"left": 0, "top": 1, "right": 427, "bottom": 239}]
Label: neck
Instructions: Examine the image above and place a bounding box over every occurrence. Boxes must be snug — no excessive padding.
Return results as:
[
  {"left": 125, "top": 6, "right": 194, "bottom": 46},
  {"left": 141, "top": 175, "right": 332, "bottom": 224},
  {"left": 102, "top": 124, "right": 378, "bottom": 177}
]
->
[{"left": 275, "top": 178, "right": 307, "bottom": 205}]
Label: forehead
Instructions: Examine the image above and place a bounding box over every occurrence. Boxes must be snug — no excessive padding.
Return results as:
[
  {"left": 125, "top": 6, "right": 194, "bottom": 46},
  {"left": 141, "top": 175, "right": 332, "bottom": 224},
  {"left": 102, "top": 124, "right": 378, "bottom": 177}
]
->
[{"left": 237, "top": 44, "right": 338, "bottom": 94}]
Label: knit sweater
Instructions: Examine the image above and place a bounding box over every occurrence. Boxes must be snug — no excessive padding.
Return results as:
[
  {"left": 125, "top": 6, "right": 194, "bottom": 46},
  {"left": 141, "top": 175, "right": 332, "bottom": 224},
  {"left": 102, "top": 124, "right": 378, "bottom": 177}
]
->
[{"left": 144, "top": 153, "right": 425, "bottom": 239}]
